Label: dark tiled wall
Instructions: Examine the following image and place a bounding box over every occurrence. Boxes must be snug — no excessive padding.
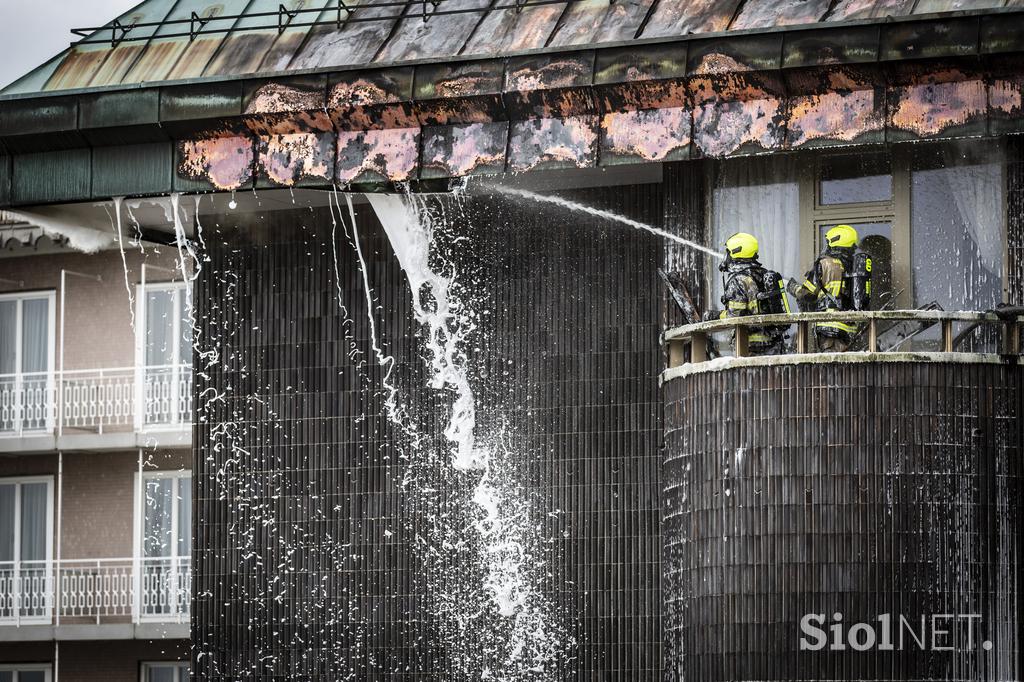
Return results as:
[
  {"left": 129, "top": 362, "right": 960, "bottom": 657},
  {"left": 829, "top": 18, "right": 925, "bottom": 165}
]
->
[
  {"left": 1009, "top": 136, "right": 1023, "bottom": 307},
  {"left": 663, "top": 362, "right": 1023, "bottom": 681},
  {"left": 192, "top": 185, "right": 665, "bottom": 679}
]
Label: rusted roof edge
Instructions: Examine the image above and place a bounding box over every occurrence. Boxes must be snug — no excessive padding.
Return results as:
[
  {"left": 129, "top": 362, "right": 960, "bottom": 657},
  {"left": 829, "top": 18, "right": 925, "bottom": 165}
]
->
[{"left": 2, "top": 6, "right": 1022, "bottom": 103}]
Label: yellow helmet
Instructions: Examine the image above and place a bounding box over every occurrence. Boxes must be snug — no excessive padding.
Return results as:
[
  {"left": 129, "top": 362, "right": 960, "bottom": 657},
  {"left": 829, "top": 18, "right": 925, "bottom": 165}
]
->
[
  {"left": 825, "top": 224, "right": 858, "bottom": 249},
  {"left": 725, "top": 232, "right": 759, "bottom": 260}
]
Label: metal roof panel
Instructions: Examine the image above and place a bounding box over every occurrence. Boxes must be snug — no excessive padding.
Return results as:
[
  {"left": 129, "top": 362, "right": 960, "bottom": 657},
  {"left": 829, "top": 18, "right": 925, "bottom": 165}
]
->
[
  {"left": 731, "top": 0, "right": 831, "bottom": 29},
  {"left": 461, "top": 3, "right": 563, "bottom": 55},
  {"left": 641, "top": 0, "right": 743, "bottom": 39},
  {"left": 547, "top": 0, "right": 654, "bottom": 48},
  {"left": 288, "top": 0, "right": 404, "bottom": 70},
  {"left": 826, "top": 0, "right": 915, "bottom": 20},
  {"left": 5, "top": 0, "right": 1024, "bottom": 96},
  {"left": 55, "top": 0, "right": 177, "bottom": 90},
  {"left": 374, "top": 0, "right": 492, "bottom": 63}
]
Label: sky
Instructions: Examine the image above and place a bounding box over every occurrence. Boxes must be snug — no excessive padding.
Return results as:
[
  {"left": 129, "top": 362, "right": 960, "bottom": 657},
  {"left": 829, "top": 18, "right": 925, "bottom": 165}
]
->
[{"left": 0, "top": 0, "right": 141, "bottom": 89}]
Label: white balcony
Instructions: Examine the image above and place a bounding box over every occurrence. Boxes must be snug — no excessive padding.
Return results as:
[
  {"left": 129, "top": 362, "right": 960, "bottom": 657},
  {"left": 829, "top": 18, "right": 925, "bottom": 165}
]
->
[
  {"left": 0, "top": 365, "right": 192, "bottom": 452},
  {"left": 0, "top": 557, "right": 190, "bottom": 629}
]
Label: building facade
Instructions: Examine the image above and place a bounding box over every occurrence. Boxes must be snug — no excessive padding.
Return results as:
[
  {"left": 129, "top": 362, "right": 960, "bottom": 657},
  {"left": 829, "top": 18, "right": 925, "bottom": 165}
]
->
[
  {"left": 0, "top": 1, "right": 1022, "bottom": 680},
  {"left": 0, "top": 224, "right": 191, "bottom": 681}
]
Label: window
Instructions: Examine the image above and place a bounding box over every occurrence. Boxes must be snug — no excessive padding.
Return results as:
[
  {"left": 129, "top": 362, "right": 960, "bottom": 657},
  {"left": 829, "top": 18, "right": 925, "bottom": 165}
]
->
[
  {"left": 818, "top": 152, "right": 893, "bottom": 206},
  {"left": 910, "top": 141, "right": 1005, "bottom": 311},
  {"left": 136, "top": 471, "right": 191, "bottom": 620},
  {"left": 709, "top": 141, "right": 1009, "bottom": 331},
  {"left": 141, "top": 662, "right": 189, "bottom": 682},
  {"left": 136, "top": 283, "right": 192, "bottom": 428},
  {"left": 0, "top": 665, "right": 52, "bottom": 682},
  {"left": 0, "top": 292, "right": 55, "bottom": 434},
  {"left": 806, "top": 151, "right": 903, "bottom": 310},
  {"left": 709, "top": 155, "right": 801, "bottom": 305},
  {"left": 0, "top": 477, "right": 53, "bottom": 624}
]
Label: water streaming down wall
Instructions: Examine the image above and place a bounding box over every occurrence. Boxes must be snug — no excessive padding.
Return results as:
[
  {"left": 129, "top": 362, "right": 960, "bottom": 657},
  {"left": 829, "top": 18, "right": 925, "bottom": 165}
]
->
[
  {"left": 663, "top": 361, "right": 1023, "bottom": 681},
  {"left": 190, "top": 185, "right": 664, "bottom": 679}
]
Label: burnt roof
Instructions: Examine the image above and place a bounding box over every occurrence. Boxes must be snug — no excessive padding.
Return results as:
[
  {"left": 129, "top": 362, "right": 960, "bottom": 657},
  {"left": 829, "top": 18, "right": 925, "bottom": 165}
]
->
[{"left": 6, "top": 0, "right": 1024, "bottom": 96}]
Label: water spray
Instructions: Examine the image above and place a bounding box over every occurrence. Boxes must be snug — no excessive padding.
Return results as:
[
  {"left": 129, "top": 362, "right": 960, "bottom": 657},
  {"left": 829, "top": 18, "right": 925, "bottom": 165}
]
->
[{"left": 496, "top": 186, "right": 724, "bottom": 259}]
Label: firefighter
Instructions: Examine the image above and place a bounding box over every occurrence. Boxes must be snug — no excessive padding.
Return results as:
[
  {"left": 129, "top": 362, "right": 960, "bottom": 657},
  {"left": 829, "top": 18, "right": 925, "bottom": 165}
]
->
[
  {"left": 791, "top": 224, "right": 872, "bottom": 352},
  {"left": 717, "top": 232, "right": 791, "bottom": 355}
]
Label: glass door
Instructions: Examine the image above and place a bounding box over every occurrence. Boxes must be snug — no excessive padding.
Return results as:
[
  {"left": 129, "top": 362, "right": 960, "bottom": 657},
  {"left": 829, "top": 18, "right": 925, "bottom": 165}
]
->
[
  {"left": 798, "top": 150, "right": 912, "bottom": 309},
  {"left": 0, "top": 477, "right": 53, "bottom": 624},
  {"left": 139, "top": 285, "right": 191, "bottom": 428},
  {"left": 815, "top": 220, "right": 895, "bottom": 310},
  {"left": 139, "top": 472, "right": 191, "bottom": 620},
  {"left": 0, "top": 294, "right": 55, "bottom": 435}
]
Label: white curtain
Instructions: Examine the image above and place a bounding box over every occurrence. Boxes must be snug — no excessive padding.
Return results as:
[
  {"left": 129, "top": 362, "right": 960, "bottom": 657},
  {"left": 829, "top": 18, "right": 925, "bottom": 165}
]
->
[
  {"left": 144, "top": 479, "right": 174, "bottom": 558},
  {"left": 176, "top": 294, "right": 191, "bottom": 366},
  {"left": 147, "top": 666, "right": 177, "bottom": 682},
  {"left": 145, "top": 291, "right": 175, "bottom": 367},
  {"left": 20, "top": 299, "right": 48, "bottom": 374},
  {"left": 0, "top": 301, "right": 16, "bottom": 375},
  {"left": 944, "top": 141, "right": 1005, "bottom": 276},
  {"left": 0, "top": 484, "right": 14, "bottom": 562},
  {"left": 19, "top": 483, "right": 47, "bottom": 562},
  {"left": 177, "top": 477, "right": 192, "bottom": 557},
  {"left": 710, "top": 156, "right": 801, "bottom": 304},
  {"left": 911, "top": 141, "right": 1005, "bottom": 310}
]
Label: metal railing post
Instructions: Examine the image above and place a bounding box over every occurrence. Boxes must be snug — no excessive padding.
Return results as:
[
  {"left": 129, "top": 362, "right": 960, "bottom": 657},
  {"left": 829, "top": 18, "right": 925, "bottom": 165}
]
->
[
  {"left": 133, "top": 449, "right": 143, "bottom": 625},
  {"left": 55, "top": 452, "right": 62, "bottom": 627},
  {"left": 59, "top": 270, "right": 65, "bottom": 438}
]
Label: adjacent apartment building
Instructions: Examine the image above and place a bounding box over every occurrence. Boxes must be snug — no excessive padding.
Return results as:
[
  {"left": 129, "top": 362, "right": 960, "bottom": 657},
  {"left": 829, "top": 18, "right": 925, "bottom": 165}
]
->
[{"left": 0, "top": 215, "right": 191, "bottom": 681}]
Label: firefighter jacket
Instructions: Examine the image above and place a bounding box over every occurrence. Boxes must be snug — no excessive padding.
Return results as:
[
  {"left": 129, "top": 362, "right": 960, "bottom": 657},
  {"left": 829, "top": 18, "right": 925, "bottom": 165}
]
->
[
  {"left": 801, "top": 248, "right": 858, "bottom": 340},
  {"left": 719, "top": 260, "right": 782, "bottom": 350}
]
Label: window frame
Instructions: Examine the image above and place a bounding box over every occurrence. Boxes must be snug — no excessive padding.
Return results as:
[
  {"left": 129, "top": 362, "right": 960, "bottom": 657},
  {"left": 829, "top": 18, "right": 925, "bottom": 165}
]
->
[
  {"left": 139, "top": 661, "right": 189, "bottom": 682},
  {"left": 704, "top": 144, "right": 1011, "bottom": 314},
  {"left": 0, "top": 475, "right": 54, "bottom": 626},
  {"left": 133, "top": 281, "right": 190, "bottom": 431},
  {"left": 798, "top": 148, "right": 913, "bottom": 309},
  {"left": 132, "top": 469, "right": 192, "bottom": 623},
  {"left": 0, "top": 664, "right": 54, "bottom": 682},
  {"left": 0, "top": 290, "right": 57, "bottom": 435}
]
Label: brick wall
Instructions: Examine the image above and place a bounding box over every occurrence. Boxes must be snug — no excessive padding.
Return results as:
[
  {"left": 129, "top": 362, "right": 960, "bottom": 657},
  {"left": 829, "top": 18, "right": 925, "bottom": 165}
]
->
[
  {"left": 0, "top": 449, "right": 189, "bottom": 561},
  {"left": 0, "top": 641, "right": 53, "bottom": 663},
  {"left": 0, "top": 639, "right": 189, "bottom": 680},
  {"left": 0, "top": 247, "right": 181, "bottom": 371},
  {"left": 59, "top": 639, "right": 189, "bottom": 682},
  {"left": 0, "top": 454, "right": 57, "bottom": 477}
]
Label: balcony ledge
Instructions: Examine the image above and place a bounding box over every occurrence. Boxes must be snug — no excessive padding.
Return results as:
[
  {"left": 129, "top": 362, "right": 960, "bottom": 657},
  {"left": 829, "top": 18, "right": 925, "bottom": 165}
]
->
[
  {"left": 0, "top": 622, "right": 188, "bottom": 642},
  {"left": 0, "top": 429, "right": 191, "bottom": 455},
  {"left": 661, "top": 350, "right": 1020, "bottom": 383}
]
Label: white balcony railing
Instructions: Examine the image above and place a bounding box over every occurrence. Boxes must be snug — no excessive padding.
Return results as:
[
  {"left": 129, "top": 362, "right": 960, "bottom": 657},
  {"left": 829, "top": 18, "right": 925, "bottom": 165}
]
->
[
  {"left": 0, "top": 557, "right": 191, "bottom": 627},
  {"left": 0, "top": 364, "right": 192, "bottom": 438}
]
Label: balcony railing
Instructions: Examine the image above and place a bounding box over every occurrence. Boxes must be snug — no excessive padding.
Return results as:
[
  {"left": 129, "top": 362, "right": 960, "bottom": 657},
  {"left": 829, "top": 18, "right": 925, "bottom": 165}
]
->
[
  {"left": 664, "top": 309, "right": 1024, "bottom": 369},
  {"left": 0, "top": 557, "right": 190, "bottom": 627},
  {"left": 0, "top": 364, "right": 192, "bottom": 438}
]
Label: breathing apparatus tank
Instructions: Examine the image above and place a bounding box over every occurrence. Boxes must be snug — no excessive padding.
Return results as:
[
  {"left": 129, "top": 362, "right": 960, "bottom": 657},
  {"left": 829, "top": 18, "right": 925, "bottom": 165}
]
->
[{"left": 850, "top": 251, "right": 872, "bottom": 311}]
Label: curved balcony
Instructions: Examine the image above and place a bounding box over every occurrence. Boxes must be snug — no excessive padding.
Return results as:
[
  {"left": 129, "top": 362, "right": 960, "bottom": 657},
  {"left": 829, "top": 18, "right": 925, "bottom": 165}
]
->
[
  {"left": 661, "top": 308, "right": 1023, "bottom": 680},
  {"left": 663, "top": 309, "right": 1023, "bottom": 378}
]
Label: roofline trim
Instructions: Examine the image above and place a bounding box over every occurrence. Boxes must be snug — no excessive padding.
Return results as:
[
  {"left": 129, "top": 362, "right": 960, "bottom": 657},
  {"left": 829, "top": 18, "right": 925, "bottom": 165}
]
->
[{"left": 3, "top": 6, "right": 1022, "bottom": 102}]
